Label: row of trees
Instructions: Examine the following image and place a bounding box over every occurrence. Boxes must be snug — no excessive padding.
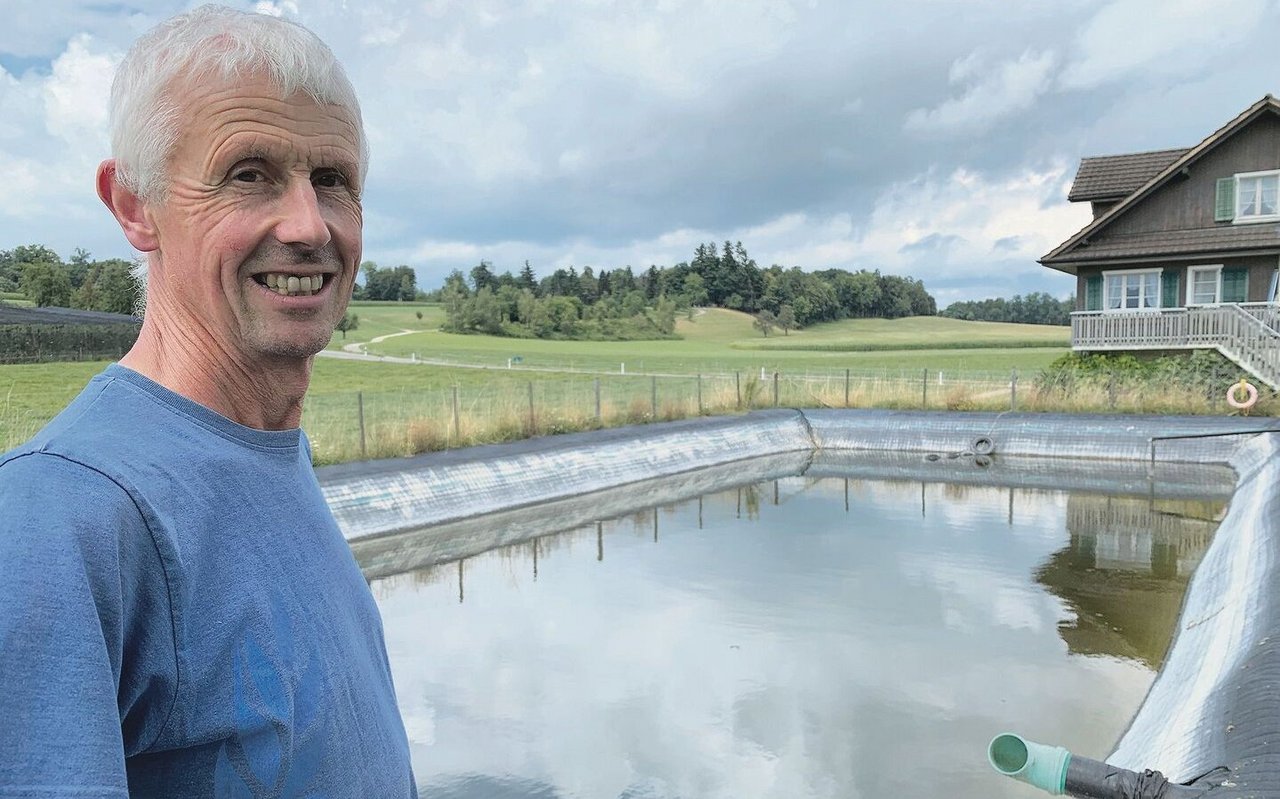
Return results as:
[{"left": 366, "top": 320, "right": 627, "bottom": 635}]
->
[
  {"left": 3, "top": 247, "right": 424, "bottom": 313},
  {"left": 5, "top": 240, "right": 942, "bottom": 340},
  {"left": 940, "top": 292, "right": 1073, "bottom": 326},
  {"left": 353, "top": 262, "right": 418, "bottom": 301},
  {"left": 441, "top": 268, "right": 678, "bottom": 340},
  {"left": 2, "top": 245, "right": 140, "bottom": 316},
  {"left": 436, "top": 242, "right": 938, "bottom": 339}
]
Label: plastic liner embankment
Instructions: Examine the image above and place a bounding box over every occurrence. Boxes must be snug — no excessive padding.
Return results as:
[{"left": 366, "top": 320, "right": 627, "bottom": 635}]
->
[
  {"left": 1105, "top": 431, "right": 1280, "bottom": 796},
  {"left": 806, "top": 450, "right": 1237, "bottom": 500},
  {"left": 318, "top": 410, "right": 813, "bottom": 542},
  {"left": 318, "top": 410, "right": 1271, "bottom": 543},
  {"left": 802, "top": 409, "right": 1269, "bottom": 462},
  {"left": 351, "top": 450, "right": 813, "bottom": 580}
]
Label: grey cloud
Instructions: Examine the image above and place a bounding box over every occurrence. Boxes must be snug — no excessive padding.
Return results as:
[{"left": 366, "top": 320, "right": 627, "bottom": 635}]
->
[
  {"left": 904, "top": 49, "right": 1057, "bottom": 137},
  {"left": 7, "top": 0, "right": 1280, "bottom": 302},
  {"left": 899, "top": 233, "right": 965, "bottom": 255},
  {"left": 993, "top": 236, "right": 1024, "bottom": 253}
]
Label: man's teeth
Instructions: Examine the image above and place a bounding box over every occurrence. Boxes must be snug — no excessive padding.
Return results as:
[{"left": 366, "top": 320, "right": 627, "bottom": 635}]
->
[{"left": 263, "top": 273, "right": 325, "bottom": 296}]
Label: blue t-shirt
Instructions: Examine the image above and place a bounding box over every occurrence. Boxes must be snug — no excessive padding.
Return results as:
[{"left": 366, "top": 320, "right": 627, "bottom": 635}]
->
[{"left": 0, "top": 365, "right": 416, "bottom": 797}]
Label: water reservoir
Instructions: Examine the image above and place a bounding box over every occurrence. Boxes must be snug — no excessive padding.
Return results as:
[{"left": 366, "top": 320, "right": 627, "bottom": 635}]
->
[{"left": 359, "top": 453, "right": 1231, "bottom": 799}]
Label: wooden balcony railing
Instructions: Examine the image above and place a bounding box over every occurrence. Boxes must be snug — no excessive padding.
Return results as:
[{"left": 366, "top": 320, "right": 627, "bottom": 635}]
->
[{"left": 1071, "top": 303, "right": 1280, "bottom": 388}]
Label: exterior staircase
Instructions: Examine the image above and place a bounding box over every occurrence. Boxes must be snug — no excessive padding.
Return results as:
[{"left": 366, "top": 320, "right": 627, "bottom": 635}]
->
[{"left": 1071, "top": 303, "right": 1280, "bottom": 390}]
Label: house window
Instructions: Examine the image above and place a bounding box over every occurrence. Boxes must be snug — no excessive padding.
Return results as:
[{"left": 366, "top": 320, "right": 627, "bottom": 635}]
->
[
  {"left": 1236, "top": 171, "right": 1280, "bottom": 221},
  {"left": 1187, "top": 265, "right": 1223, "bottom": 305},
  {"left": 1103, "top": 269, "right": 1161, "bottom": 310}
]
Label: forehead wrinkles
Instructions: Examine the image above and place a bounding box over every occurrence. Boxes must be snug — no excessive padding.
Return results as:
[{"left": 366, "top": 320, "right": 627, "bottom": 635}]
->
[
  {"left": 170, "top": 80, "right": 360, "bottom": 176},
  {"left": 202, "top": 128, "right": 361, "bottom": 177}
]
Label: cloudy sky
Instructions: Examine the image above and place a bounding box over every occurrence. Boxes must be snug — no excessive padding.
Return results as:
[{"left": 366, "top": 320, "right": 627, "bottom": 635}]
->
[{"left": 3, "top": 0, "right": 1279, "bottom": 305}]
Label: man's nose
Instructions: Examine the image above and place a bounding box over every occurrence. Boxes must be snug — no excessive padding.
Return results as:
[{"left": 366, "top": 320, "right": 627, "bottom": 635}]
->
[{"left": 274, "top": 177, "right": 332, "bottom": 250}]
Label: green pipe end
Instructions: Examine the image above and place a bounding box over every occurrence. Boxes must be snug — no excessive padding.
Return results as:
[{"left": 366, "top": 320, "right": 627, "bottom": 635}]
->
[{"left": 988, "top": 733, "right": 1071, "bottom": 795}]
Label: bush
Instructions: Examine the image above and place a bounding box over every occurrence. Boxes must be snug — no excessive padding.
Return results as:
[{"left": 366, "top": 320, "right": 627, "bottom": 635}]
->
[{"left": 1033, "top": 351, "right": 1255, "bottom": 412}]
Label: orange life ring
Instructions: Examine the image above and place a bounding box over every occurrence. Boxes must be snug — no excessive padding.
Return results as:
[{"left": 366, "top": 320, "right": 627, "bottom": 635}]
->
[{"left": 1226, "top": 379, "right": 1259, "bottom": 410}]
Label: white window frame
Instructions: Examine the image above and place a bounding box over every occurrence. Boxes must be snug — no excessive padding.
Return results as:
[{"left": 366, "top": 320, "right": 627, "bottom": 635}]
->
[
  {"left": 1234, "top": 169, "right": 1280, "bottom": 224},
  {"left": 1186, "top": 264, "right": 1224, "bottom": 306},
  {"left": 1102, "top": 268, "right": 1162, "bottom": 312}
]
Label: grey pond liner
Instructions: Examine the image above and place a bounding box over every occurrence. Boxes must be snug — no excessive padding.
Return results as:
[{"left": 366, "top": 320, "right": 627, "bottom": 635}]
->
[{"left": 316, "top": 409, "right": 1280, "bottom": 795}]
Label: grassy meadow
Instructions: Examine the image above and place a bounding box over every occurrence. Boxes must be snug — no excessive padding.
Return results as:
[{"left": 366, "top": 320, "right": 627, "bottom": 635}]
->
[
  {"left": 359, "top": 307, "right": 1069, "bottom": 375},
  {"left": 324, "top": 300, "right": 446, "bottom": 351},
  {"left": 33, "top": 303, "right": 1260, "bottom": 465}
]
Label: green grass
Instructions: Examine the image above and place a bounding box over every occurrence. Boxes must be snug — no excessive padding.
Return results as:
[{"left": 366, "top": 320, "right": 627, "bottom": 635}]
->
[
  {"left": 742, "top": 316, "right": 1069, "bottom": 349},
  {"left": 0, "top": 292, "right": 35, "bottom": 308},
  {"left": 367, "top": 308, "right": 1068, "bottom": 375},
  {"left": 324, "top": 301, "right": 444, "bottom": 351},
  {"left": 0, "top": 306, "right": 1086, "bottom": 461},
  {"left": 742, "top": 316, "right": 1068, "bottom": 352}
]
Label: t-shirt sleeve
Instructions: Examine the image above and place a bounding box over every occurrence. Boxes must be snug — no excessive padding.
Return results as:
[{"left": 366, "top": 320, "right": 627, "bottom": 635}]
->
[{"left": 0, "top": 452, "right": 176, "bottom": 797}]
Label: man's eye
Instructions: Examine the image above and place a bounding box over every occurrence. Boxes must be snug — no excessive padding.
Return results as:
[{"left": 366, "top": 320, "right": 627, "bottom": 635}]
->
[
  {"left": 314, "top": 170, "right": 348, "bottom": 189},
  {"left": 233, "top": 169, "right": 263, "bottom": 183}
]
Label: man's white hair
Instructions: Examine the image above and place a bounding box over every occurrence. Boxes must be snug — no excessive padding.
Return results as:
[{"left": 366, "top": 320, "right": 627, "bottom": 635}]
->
[{"left": 110, "top": 3, "right": 368, "bottom": 204}]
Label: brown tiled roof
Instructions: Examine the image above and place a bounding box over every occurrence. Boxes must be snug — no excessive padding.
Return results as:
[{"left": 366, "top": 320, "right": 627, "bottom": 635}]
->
[
  {"left": 1048, "top": 223, "right": 1280, "bottom": 264},
  {"left": 1067, "top": 148, "right": 1189, "bottom": 202},
  {"left": 1043, "top": 95, "right": 1280, "bottom": 272}
]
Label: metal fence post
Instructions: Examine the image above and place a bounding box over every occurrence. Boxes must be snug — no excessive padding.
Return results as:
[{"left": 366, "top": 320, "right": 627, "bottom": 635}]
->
[
  {"left": 651, "top": 376, "right": 658, "bottom": 418},
  {"left": 356, "top": 391, "right": 367, "bottom": 459},
  {"left": 845, "top": 368, "right": 851, "bottom": 407},
  {"left": 594, "top": 378, "right": 602, "bottom": 421},
  {"left": 773, "top": 371, "right": 780, "bottom": 407},
  {"left": 1010, "top": 367, "right": 1018, "bottom": 410},
  {"left": 527, "top": 381, "right": 535, "bottom": 432},
  {"left": 922, "top": 368, "right": 928, "bottom": 408},
  {"left": 735, "top": 371, "right": 742, "bottom": 409},
  {"left": 697, "top": 373, "right": 703, "bottom": 415},
  {"left": 452, "top": 385, "right": 460, "bottom": 441}
]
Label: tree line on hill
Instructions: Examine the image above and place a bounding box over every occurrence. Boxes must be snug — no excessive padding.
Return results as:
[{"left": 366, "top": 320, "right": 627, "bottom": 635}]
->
[
  {"left": 6, "top": 241, "right": 1071, "bottom": 341},
  {"left": 1, "top": 245, "right": 140, "bottom": 316},
  {"left": 432, "top": 241, "right": 939, "bottom": 340},
  {"left": 939, "top": 292, "right": 1074, "bottom": 326},
  {"left": 1, "top": 245, "right": 426, "bottom": 314},
  {"left": 352, "top": 262, "right": 420, "bottom": 301}
]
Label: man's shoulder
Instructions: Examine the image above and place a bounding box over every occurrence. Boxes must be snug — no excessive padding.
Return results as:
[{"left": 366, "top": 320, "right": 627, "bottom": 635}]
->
[
  {"left": 7, "top": 365, "right": 241, "bottom": 477},
  {"left": 0, "top": 450, "right": 150, "bottom": 568},
  {"left": 8, "top": 367, "right": 156, "bottom": 464},
  {"left": 2, "top": 369, "right": 207, "bottom": 538}
]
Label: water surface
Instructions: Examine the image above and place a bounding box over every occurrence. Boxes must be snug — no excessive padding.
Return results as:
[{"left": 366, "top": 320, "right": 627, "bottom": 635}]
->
[{"left": 369, "top": 471, "right": 1223, "bottom": 799}]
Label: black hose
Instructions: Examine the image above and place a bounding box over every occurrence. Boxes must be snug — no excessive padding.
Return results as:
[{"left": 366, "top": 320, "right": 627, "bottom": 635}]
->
[{"left": 1065, "top": 755, "right": 1210, "bottom": 799}]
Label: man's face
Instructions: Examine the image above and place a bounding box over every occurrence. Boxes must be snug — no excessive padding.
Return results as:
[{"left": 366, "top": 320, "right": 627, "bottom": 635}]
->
[{"left": 147, "top": 73, "right": 362, "bottom": 362}]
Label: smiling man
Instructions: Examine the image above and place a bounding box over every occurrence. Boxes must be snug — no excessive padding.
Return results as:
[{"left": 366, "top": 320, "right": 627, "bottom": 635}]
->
[{"left": 0, "top": 6, "right": 416, "bottom": 797}]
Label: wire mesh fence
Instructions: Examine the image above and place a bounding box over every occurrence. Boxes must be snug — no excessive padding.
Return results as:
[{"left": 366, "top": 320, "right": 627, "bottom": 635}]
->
[
  {"left": 300, "top": 366, "right": 1274, "bottom": 465},
  {"left": 3, "top": 362, "right": 1269, "bottom": 460}
]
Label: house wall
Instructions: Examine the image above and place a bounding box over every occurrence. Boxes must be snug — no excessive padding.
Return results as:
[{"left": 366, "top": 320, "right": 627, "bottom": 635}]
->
[
  {"left": 1074, "top": 255, "right": 1278, "bottom": 310},
  {"left": 1102, "top": 114, "right": 1280, "bottom": 237},
  {"left": 1091, "top": 200, "right": 1118, "bottom": 219}
]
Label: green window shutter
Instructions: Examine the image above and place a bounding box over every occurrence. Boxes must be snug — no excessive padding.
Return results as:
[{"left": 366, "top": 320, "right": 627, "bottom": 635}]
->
[
  {"left": 1222, "top": 266, "right": 1248, "bottom": 302},
  {"left": 1085, "top": 275, "right": 1102, "bottom": 311},
  {"left": 1215, "top": 177, "right": 1236, "bottom": 222},
  {"left": 1161, "top": 270, "right": 1180, "bottom": 307}
]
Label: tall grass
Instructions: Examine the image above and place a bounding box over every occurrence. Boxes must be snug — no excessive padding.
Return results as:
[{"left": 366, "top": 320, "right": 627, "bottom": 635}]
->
[
  {"left": 5, "top": 352, "right": 1273, "bottom": 464},
  {"left": 298, "top": 366, "right": 1276, "bottom": 465}
]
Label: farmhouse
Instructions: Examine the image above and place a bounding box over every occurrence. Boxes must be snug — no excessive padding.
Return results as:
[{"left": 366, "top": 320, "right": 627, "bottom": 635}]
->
[{"left": 1042, "top": 95, "right": 1280, "bottom": 388}]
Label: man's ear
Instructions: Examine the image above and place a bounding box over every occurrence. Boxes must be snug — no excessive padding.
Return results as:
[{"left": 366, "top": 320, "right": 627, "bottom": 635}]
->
[{"left": 97, "top": 159, "right": 159, "bottom": 252}]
